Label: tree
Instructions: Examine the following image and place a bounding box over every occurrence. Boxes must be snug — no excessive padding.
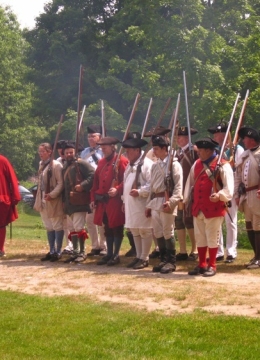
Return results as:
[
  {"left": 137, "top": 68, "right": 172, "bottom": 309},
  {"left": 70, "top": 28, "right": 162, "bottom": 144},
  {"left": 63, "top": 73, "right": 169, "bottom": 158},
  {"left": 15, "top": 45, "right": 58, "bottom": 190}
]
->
[{"left": 0, "top": 6, "right": 46, "bottom": 180}]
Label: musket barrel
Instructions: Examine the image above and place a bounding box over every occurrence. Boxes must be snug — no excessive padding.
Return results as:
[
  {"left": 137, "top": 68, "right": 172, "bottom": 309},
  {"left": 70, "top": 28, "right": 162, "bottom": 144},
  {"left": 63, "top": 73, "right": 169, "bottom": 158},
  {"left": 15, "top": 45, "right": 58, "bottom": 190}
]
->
[
  {"left": 141, "top": 98, "right": 153, "bottom": 138},
  {"left": 233, "top": 90, "right": 249, "bottom": 146},
  {"left": 183, "top": 71, "right": 192, "bottom": 155},
  {"left": 218, "top": 93, "right": 240, "bottom": 165}
]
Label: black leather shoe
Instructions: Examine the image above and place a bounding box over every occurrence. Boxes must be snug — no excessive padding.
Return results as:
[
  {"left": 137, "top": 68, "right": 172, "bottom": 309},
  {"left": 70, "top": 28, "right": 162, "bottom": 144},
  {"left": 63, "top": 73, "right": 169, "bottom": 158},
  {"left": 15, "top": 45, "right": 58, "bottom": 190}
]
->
[
  {"left": 152, "top": 262, "right": 166, "bottom": 272},
  {"left": 126, "top": 258, "right": 140, "bottom": 268},
  {"left": 97, "top": 255, "right": 111, "bottom": 265},
  {"left": 87, "top": 249, "right": 101, "bottom": 256},
  {"left": 176, "top": 253, "right": 189, "bottom": 261},
  {"left": 107, "top": 255, "right": 120, "bottom": 266},
  {"left": 133, "top": 259, "right": 149, "bottom": 270},
  {"left": 41, "top": 253, "right": 52, "bottom": 261},
  {"left": 188, "top": 252, "right": 198, "bottom": 261},
  {"left": 149, "top": 250, "right": 160, "bottom": 259},
  {"left": 63, "top": 255, "right": 78, "bottom": 263},
  {"left": 224, "top": 255, "right": 235, "bottom": 264},
  {"left": 203, "top": 266, "right": 216, "bottom": 277},
  {"left": 124, "top": 248, "right": 136, "bottom": 257},
  {"left": 188, "top": 266, "right": 207, "bottom": 276},
  {"left": 50, "top": 253, "right": 61, "bottom": 262},
  {"left": 216, "top": 255, "right": 224, "bottom": 262},
  {"left": 160, "top": 262, "right": 176, "bottom": 274}
]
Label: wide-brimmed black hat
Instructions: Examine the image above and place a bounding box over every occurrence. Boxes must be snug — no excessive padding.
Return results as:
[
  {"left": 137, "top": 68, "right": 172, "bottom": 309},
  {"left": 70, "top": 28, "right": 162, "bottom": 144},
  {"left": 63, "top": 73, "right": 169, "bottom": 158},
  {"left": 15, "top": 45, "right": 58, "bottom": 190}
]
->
[
  {"left": 178, "top": 126, "right": 198, "bottom": 136},
  {"left": 64, "top": 142, "right": 75, "bottom": 149},
  {"left": 56, "top": 140, "right": 68, "bottom": 149},
  {"left": 208, "top": 121, "right": 229, "bottom": 134},
  {"left": 238, "top": 126, "right": 260, "bottom": 142},
  {"left": 144, "top": 125, "right": 171, "bottom": 137},
  {"left": 87, "top": 124, "right": 102, "bottom": 134},
  {"left": 122, "top": 132, "right": 148, "bottom": 148},
  {"left": 195, "top": 137, "right": 219, "bottom": 149},
  {"left": 96, "top": 136, "right": 120, "bottom": 145},
  {"left": 152, "top": 135, "right": 169, "bottom": 147}
]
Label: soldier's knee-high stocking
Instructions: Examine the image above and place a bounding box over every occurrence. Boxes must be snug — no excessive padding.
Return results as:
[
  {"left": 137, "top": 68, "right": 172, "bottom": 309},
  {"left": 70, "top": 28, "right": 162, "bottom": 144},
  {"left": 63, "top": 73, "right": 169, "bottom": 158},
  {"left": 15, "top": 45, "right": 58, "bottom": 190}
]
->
[
  {"left": 55, "top": 230, "right": 64, "bottom": 255},
  {"left": 254, "top": 231, "right": 260, "bottom": 260},
  {"left": 0, "top": 227, "right": 6, "bottom": 252},
  {"left": 47, "top": 231, "right": 56, "bottom": 254}
]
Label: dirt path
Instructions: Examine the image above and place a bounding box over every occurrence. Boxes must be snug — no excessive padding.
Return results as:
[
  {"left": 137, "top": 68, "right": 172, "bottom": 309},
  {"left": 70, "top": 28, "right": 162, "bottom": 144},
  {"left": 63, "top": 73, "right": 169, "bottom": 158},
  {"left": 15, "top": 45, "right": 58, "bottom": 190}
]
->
[{"left": 1, "top": 254, "right": 260, "bottom": 318}]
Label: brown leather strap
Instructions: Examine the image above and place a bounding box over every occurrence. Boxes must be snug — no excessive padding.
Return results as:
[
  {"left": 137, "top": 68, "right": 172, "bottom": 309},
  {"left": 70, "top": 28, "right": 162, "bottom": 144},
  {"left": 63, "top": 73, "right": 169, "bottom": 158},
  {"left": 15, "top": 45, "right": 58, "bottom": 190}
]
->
[
  {"left": 246, "top": 185, "right": 259, "bottom": 192},
  {"left": 151, "top": 192, "right": 165, "bottom": 199}
]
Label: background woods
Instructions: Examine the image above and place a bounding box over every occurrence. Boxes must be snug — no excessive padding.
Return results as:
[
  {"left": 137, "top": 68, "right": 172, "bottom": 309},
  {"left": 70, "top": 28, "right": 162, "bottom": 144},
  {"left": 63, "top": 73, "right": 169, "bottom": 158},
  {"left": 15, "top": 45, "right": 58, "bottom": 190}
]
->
[{"left": 0, "top": 0, "right": 260, "bottom": 179}]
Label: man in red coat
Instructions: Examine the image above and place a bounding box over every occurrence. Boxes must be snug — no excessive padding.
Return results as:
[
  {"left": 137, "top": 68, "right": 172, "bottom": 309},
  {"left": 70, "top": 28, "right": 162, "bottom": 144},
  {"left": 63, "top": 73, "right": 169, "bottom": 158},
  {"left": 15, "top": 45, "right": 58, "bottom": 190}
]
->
[
  {"left": 90, "top": 137, "right": 128, "bottom": 266},
  {"left": 184, "top": 138, "right": 234, "bottom": 277},
  {"left": 0, "top": 154, "right": 21, "bottom": 256}
]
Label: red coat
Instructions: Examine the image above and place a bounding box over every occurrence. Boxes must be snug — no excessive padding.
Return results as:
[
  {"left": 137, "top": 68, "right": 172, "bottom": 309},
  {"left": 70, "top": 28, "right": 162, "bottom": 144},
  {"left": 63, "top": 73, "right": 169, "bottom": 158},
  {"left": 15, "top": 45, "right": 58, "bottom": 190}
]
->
[
  {"left": 0, "top": 155, "right": 21, "bottom": 227},
  {"left": 90, "top": 153, "right": 128, "bottom": 227},
  {"left": 192, "top": 158, "right": 226, "bottom": 218}
]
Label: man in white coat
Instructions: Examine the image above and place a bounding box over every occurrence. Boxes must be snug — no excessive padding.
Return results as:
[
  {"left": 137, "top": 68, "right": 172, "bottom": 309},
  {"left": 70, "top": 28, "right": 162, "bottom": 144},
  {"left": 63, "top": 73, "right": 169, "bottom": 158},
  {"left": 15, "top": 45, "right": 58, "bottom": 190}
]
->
[
  {"left": 122, "top": 132, "right": 153, "bottom": 269},
  {"left": 235, "top": 126, "right": 260, "bottom": 269},
  {"left": 145, "top": 135, "right": 183, "bottom": 274}
]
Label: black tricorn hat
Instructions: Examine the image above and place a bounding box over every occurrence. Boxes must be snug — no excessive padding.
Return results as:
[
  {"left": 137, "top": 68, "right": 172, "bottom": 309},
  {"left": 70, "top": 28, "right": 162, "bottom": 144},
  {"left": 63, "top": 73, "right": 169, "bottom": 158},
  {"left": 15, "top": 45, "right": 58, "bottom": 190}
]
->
[
  {"left": 178, "top": 126, "right": 198, "bottom": 136},
  {"left": 151, "top": 135, "right": 169, "bottom": 147},
  {"left": 63, "top": 142, "right": 84, "bottom": 152},
  {"left": 56, "top": 140, "right": 68, "bottom": 149},
  {"left": 64, "top": 142, "right": 75, "bottom": 149},
  {"left": 195, "top": 137, "right": 219, "bottom": 149},
  {"left": 238, "top": 126, "right": 260, "bottom": 142},
  {"left": 208, "top": 121, "right": 229, "bottom": 134},
  {"left": 96, "top": 136, "right": 120, "bottom": 145},
  {"left": 122, "top": 132, "right": 148, "bottom": 148},
  {"left": 87, "top": 124, "right": 102, "bottom": 134},
  {"left": 144, "top": 125, "right": 171, "bottom": 137}
]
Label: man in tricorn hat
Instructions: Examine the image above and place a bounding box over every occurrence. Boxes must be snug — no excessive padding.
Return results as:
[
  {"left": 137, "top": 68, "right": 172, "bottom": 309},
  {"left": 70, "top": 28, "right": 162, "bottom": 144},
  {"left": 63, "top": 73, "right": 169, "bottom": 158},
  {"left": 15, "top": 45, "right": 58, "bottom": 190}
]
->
[
  {"left": 90, "top": 136, "right": 128, "bottom": 266},
  {"left": 184, "top": 137, "right": 234, "bottom": 277},
  {"left": 175, "top": 126, "right": 198, "bottom": 262},
  {"left": 208, "top": 121, "right": 244, "bottom": 263},
  {"left": 122, "top": 132, "right": 153, "bottom": 269},
  {"left": 235, "top": 126, "right": 260, "bottom": 269},
  {"left": 145, "top": 135, "right": 183, "bottom": 274},
  {"left": 62, "top": 142, "right": 94, "bottom": 263},
  {"left": 143, "top": 125, "right": 171, "bottom": 258},
  {"left": 81, "top": 124, "right": 107, "bottom": 256}
]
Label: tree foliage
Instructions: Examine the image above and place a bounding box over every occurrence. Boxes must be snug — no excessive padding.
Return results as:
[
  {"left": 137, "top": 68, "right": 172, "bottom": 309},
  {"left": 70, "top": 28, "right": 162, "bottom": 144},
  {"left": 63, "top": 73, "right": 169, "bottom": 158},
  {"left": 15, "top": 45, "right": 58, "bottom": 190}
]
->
[{"left": 0, "top": 6, "right": 47, "bottom": 180}]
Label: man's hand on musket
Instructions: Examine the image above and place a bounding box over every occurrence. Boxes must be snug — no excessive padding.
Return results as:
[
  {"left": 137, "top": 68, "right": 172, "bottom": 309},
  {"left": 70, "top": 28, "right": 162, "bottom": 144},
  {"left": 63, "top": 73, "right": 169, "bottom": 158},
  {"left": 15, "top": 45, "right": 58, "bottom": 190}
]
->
[
  {"left": 210, "top": 193, "right": 220, "bottom": 202},
  {"left": 108, "top": 187, "right": 118, "bottom": 197},
  {"left": 75, "top": 184, "right": 83, "bottom": 192},
  {"left": 44, "top": 193, "right": 52, "bottom": 201},
  {"left": 130, "top": 189, "right": 139, "bottom": 197},
  {"left": 162, "top": 201, "right": 172, "bottom": 213},
  {"left": 90, "top": 201, "right": 96, "bottom": 210}
]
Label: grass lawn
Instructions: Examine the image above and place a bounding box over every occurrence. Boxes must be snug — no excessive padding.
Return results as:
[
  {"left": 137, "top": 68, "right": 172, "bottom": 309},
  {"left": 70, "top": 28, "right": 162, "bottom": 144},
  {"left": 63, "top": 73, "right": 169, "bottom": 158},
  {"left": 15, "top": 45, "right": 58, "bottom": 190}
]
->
[
  {"left": 1, "top": 202, "right": 259, "bottom": 359},
  {"left": 0, "top": 290, "right": 259, "bottom": 360}
]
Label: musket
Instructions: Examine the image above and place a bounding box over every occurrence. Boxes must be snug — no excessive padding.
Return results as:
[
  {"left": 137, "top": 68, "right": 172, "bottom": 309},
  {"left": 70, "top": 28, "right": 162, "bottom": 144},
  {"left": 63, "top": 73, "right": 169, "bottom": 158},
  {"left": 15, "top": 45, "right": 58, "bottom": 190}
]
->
[
  {"left": 183, "top": 70, "right": 193, "bottom": 159},
  {"left": 233, "top": 90, "right": 249, "bottom": 147},
  {"left": 78, "top": 105, "right": 86, "bottom": 134},
  {"left": 112, "top": 92, "right": 141, "bottom": 187},
  {"left": 164, "top": 94, "right": 181, "bottom": 202},
  {"left": 216, "top": 93, "right": 240, "bottom": 168},
  {"left": 46, "top": 114, "right": 64, "bottom": 194},
  {"left": 131, "top": 98, "right": 153, "bottom": 189},
  {"left": 101, "top": 100, "right": 106, "bottom": 137},
  {"left": 75, "top": 65, "right": 84, "bottom": 154}
]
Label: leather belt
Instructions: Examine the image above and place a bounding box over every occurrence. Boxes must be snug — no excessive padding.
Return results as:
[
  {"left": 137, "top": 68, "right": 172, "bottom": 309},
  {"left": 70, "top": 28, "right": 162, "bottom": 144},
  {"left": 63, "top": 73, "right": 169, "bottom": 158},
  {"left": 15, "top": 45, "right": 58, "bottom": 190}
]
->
[
  {"left": 245, "top": 185, "right": 259, "bottom": 192},
  {"left": 151, "top": 192, "right": 165, "bottom": 199}
]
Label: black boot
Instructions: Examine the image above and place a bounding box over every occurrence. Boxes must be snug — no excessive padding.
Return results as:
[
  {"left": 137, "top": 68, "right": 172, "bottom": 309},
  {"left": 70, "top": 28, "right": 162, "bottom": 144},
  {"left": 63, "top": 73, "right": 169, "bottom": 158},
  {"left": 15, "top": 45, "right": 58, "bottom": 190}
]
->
[
  {"left": 160, "top": 237, "right": 176, "bottom": 274},
  {"left": 152, "top": 237, "right": 167, "bottom": 272},
  {"left": 125, "top": 231, "right": 136, "bottom": 257}
]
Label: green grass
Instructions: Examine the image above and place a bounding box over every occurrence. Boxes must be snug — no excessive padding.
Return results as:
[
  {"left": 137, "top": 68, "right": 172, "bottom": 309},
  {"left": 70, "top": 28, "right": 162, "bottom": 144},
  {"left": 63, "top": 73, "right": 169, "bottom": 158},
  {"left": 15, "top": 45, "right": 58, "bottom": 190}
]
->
[{"left": 0, "top": 290, "right": 259, "bottom": 360}]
